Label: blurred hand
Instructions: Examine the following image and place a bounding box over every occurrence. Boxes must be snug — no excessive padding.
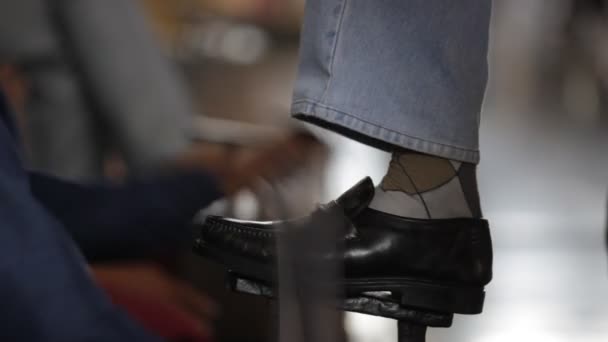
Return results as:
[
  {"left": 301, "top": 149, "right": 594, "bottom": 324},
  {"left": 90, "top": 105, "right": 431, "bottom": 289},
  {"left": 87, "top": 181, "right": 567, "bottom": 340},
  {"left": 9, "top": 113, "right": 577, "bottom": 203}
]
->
[{"left": 173, "top": 130, "right": 327, "bottom": 195}]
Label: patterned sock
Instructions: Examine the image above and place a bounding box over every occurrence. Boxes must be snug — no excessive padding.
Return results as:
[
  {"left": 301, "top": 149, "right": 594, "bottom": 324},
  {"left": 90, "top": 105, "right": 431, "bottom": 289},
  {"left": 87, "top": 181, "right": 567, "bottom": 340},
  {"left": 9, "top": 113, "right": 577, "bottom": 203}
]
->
[{"left": 369, "top": 151, "right": 481, "bottom": 219}]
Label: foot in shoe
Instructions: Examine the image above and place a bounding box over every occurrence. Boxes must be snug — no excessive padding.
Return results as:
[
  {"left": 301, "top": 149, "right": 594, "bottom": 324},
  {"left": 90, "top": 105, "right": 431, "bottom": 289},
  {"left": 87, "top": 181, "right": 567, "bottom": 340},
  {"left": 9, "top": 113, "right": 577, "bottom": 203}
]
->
[{"left": 194, "top": 177, "right": 493, "bottom": 315}]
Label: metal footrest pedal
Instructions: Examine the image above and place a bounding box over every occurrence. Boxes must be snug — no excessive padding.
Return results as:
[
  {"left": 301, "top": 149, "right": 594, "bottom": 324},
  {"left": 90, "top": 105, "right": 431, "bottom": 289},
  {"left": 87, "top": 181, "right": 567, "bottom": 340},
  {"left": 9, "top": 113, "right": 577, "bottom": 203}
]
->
[{"left": 226, "top": 272, "right": 453, "bottom": 342}]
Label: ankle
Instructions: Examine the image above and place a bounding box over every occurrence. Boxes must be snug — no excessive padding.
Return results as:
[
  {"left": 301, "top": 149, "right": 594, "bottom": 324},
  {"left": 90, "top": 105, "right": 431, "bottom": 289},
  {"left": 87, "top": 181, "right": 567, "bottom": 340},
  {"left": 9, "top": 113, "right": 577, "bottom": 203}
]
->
[{"left": 370, "top": 151, "right": 482, "bottom": 219}]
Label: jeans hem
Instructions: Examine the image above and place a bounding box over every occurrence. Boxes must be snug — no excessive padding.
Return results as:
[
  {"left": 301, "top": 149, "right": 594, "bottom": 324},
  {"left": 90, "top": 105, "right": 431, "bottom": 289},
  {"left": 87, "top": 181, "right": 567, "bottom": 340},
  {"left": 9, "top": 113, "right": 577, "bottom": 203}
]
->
[{"left": 291, "top": 99, "right": 480, "bottom": 164}]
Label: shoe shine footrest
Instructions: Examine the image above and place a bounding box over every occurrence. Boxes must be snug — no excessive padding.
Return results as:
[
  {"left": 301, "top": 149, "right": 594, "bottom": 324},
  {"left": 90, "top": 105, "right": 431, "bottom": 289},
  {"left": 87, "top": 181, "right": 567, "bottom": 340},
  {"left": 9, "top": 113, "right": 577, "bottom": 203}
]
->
[{"left": 226, "top": 272, "right": 453, "bottom": 328}]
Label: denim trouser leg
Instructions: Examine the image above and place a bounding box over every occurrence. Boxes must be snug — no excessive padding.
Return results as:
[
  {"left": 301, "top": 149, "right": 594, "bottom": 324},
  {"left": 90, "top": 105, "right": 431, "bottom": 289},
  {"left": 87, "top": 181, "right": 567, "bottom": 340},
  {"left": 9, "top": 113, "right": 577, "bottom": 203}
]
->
[{"left": 292, "top": 0, "right": 492, "bottom": 164}]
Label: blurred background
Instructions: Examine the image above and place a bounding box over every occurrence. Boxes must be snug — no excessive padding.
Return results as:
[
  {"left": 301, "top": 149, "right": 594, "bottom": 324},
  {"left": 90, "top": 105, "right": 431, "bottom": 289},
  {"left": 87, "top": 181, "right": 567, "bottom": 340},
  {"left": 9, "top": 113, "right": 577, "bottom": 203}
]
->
[{"left": 1, "top": 0, "right": 608, "bottom": 341}]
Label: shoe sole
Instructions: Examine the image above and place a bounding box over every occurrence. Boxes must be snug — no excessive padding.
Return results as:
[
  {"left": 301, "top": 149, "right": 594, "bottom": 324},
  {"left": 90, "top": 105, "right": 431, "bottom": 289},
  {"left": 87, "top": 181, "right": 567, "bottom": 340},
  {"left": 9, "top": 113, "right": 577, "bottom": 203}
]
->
[
  {"left": 194, "top": 239, "right": 485, "bottom": 315},
  {"left": 227, "top": 272, "right": 455, "bottom": 327}
]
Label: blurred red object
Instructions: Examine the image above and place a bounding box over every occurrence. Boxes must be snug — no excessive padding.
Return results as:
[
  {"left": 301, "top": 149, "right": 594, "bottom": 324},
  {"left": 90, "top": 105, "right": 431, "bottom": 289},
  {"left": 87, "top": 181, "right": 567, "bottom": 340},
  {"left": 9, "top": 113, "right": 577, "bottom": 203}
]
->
[{"left": 95, "top": 263, "right": 216, "bottom": 342}]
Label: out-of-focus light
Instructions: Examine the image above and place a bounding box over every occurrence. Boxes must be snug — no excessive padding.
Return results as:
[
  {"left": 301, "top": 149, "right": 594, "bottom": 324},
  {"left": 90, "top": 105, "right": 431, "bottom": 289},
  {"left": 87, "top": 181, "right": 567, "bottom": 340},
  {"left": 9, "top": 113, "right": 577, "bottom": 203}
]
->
[
  {"left": 218, "top": 24, "right": 269, "bottom": 64},
  {"left": 233, "top": 189, "right": 258, "bottom": 219},
  {"left": 182, "top": 20, "right": 270, "bottom": 65},
  {"left": 474, "top": 331, "right": 568, "bottom": 342},
  {"left": 344, "top": 312, "right": 396, "bottom": 342}
]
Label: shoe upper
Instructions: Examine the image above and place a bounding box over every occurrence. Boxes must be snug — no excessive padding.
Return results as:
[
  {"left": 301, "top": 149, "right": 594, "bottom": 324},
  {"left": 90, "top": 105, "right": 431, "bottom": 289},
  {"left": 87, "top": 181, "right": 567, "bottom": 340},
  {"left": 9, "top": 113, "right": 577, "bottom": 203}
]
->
[{"left": 197, "top": 177, "right": 493, "bottom": 287}]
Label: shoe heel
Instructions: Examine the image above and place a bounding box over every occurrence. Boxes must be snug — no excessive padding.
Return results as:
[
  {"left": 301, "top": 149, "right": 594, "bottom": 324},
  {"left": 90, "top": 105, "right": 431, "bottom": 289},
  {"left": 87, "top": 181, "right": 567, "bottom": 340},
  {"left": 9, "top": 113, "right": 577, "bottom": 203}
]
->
[{"left": 397, "top": 282, "right": 485, "bottom": 315}]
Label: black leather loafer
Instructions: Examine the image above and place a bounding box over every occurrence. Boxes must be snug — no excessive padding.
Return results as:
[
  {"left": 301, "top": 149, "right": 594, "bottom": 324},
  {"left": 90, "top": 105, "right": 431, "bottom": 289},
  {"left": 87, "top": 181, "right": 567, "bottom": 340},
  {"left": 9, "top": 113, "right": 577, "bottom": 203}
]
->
[{"left": 194, "top": 177, "right": 493, "bottom": 315}]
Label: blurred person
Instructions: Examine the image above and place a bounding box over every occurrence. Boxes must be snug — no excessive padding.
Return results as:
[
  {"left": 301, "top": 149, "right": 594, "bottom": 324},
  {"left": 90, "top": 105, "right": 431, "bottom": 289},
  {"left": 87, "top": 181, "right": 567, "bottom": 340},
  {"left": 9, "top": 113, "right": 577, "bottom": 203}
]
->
[
  {"left": 525, "top": 0, "right": 608, "bottom": 119},
  {"left": 196, "top": 0, "right": 493, "bottom": 326},
  {"left": 564, "top": 0, "right": 608, "bottom": 118},
  {"left": 0, "top": 67, "right": 320, "bottom": 340},
  {"left": 0, "top": 0, "right": 239, "bottom": 338},
  {"left": 0, "top": 0, "right": 204, "bottom": 181},
  {"left": 1, "top": 2, "right": 316, "bottom": 340}
]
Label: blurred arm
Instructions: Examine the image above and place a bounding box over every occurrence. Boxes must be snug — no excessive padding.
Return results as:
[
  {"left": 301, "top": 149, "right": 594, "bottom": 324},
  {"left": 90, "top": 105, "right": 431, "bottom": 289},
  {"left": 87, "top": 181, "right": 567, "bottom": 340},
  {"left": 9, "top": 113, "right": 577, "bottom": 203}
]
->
[
  {"left": 0, "top": 91, "right": 161, "bottom": 340},
  {"left": 29, "top": 171, "right": 223, "bottom": 261}
]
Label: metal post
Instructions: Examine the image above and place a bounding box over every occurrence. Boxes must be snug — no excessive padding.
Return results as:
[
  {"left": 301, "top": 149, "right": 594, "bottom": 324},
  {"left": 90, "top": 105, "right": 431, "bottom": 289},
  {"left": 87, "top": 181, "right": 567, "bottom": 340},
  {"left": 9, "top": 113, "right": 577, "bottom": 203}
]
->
[{"left": 397, "top": 321, "right": 427, "bottom": 342}]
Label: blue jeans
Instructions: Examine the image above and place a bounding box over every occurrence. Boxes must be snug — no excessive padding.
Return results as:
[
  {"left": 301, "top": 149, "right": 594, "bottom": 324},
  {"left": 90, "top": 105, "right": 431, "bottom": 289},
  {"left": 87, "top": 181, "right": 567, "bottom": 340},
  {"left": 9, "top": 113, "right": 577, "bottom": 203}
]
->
[{"left": 292, "top": 0, "right": 492, "bottom": 164}]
